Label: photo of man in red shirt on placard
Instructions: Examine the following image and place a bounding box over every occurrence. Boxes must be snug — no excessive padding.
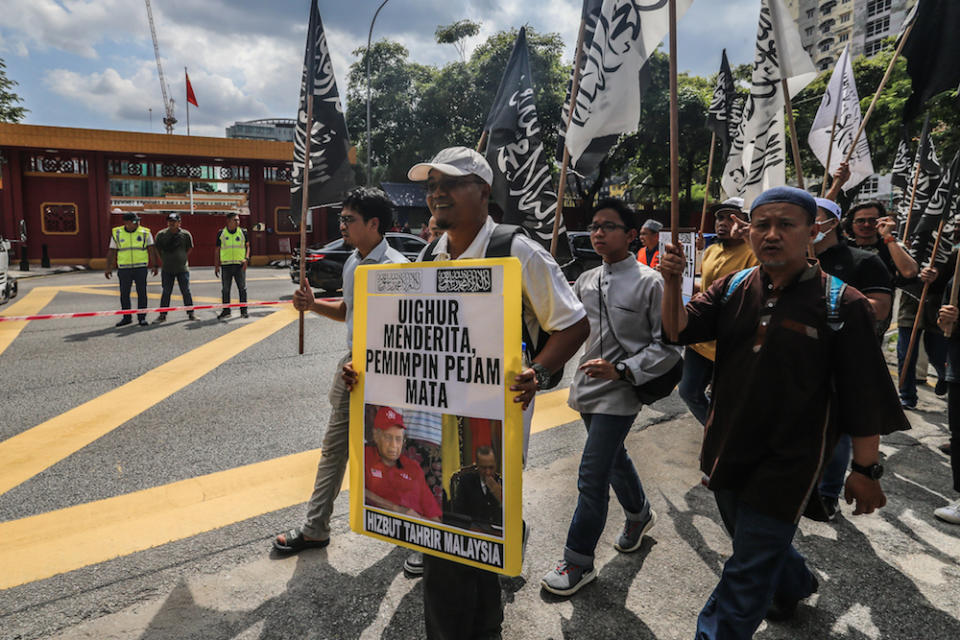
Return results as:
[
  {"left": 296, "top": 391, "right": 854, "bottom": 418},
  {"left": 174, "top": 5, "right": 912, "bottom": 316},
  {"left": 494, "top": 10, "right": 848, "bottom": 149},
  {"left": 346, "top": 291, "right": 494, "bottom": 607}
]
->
[{"left": 364, "top": 406, "right": 442, "bottom": 521}]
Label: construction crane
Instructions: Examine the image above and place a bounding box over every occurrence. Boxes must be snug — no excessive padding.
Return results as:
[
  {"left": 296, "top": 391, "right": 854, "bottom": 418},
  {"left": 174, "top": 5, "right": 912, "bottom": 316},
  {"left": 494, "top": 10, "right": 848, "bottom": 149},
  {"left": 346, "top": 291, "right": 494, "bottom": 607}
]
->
[{"left": 144, "top": 0, "right": 176, "bottom": 133}]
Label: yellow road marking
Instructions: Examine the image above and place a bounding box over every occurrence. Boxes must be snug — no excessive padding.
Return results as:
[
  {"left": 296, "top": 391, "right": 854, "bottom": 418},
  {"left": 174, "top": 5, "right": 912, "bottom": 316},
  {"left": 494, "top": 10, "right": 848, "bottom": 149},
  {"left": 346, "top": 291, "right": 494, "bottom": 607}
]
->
[
  {"left": 0, "top": 287, "right": 58, "bottom": 357},
  {"left": 532, "top": 386, "right": 579, "bottom": 434},
  {"left": 0, "top": 386, "right": 579, "bottom": 589},
  {"left": 0, "top": 307, "right": 299, "bottom": 498},
  {"left": 0, "top": 448, "right": 323, "bottom": 590}
]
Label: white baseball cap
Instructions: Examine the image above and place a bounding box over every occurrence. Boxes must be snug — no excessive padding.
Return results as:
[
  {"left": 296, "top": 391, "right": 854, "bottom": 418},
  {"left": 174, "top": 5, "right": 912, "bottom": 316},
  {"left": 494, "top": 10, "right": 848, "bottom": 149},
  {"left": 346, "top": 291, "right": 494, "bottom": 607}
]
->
[
  {"left": 814, "top": 197, "right": 842, "bottom": 220},
  {"left": 408, "top": 147, "right": 494, "bottom": 186}
]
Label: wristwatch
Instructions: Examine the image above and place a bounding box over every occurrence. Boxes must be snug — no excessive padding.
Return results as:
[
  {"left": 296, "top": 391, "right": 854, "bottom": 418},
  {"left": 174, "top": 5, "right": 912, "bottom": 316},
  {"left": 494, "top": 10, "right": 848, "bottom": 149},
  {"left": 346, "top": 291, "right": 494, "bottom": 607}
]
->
[
  {"left": 615, "top": 361, "right": 635, "bottom": 383},
  {"left": 530, "top": 363, "right": 552, "bottom": 390},
  {"left": 850, "top": 460, "right": 884, "bottom": 480}
]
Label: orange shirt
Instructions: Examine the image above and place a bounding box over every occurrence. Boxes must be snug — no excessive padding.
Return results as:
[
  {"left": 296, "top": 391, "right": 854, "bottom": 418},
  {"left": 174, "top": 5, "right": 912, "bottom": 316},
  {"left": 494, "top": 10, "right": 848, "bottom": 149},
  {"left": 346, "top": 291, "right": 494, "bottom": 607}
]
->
[{"left": 637, "top": 247, "right": 660, "bottom": 269}]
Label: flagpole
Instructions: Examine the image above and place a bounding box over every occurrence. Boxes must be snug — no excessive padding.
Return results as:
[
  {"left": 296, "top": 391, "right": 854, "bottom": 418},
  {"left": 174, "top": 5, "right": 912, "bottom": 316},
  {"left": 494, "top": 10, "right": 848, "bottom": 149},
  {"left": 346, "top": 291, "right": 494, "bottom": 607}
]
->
[
  {"left": 782, "top": 78, "right": 805, "bottom": 189},
  {"left": 185, "top": 67, "right": 190, "bottom": 136},
  {"left": 668, "top": 0, "right": 680, "bottom": 245},
  {"left": 699, "top": 132, "right": 716, "bottom": 236},
  {"left": 819, "top": 113, "right": 839, "bottom": 197},
  {"left": 476, "top": 130, "right": 488, "bottom": 154},
  {"left": 550, "top": 16, "right": 589, "bottom": 257},
  {"left": 900, "top": 214, "right": 949, "bottom": 390},
  {"left": 902, "top": 159, "right": 924, "bottom": 240},
  {"left": 298, "top": 92, "right": 314, "bottom": 355},
  {"left": 842, "top": 24, "right": 913, "bottom": 167}
]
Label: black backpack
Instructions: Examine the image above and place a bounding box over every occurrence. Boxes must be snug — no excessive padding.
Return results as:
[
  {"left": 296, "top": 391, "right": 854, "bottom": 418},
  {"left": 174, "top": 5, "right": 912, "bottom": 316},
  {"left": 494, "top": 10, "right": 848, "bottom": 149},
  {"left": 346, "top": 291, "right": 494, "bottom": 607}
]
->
[{"left": 423, "top": 224, "right": 563, "bottom": 389}]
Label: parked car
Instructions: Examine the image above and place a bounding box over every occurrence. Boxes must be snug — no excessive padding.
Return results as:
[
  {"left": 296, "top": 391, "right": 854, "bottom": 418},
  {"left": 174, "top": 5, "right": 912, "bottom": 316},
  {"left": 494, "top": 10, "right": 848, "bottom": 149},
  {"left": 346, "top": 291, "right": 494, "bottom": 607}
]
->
[
  {"left": 0, "top": 237, "right": 18, "bottom": 305},
  {"left": 290, "top": 232, "right": 428, "bottom": 293},
  {"left": 559, "top": 231, "right": 644, "bottom": 282}
]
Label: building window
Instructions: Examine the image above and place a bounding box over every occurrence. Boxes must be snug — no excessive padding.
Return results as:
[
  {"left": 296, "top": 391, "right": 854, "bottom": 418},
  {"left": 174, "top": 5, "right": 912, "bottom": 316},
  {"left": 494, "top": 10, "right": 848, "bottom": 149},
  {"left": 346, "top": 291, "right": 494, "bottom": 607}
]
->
[
  {"left": 864, "top": 39, "right": 886, "bottom": 56},
  {"left": 839, "top": 32, "right": 849, "bottom": 42},
  {"left": 860, "top": 176, "right": 879, "bottom": 195},
  {"left": 807, "top": 9, "right": 815, "bottom": 18},
  {"left": 840, "top": 13, "right": 851, "bottom": 23},
  {"left": 867, "top": 0, "right": 892, "bottom": 17},
  {"left": 866, "top": 16, "right": 890, "bottom": 39},
  {"left": 806, "top": 26, "right": 814, "bottom": 36},
  {"left": 41, "top": 203, "right": 79, "bottom": 235},
  {"left": 820, "top": 41, "right": 833, "bottom": 53},
  {"left": 819, "top": 60, "right": 832, "bottom": 71}
]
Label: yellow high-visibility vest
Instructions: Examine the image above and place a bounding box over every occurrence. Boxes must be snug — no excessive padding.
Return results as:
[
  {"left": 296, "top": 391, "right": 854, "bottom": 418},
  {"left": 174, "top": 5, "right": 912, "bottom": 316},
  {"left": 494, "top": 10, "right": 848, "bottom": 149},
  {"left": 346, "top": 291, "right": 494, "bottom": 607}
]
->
[
  {"left": 219, "top": 227, "right": 247, "bottom": 265},
  {"left": 112, "top": 225, "right": 151, "bottom": 268}
]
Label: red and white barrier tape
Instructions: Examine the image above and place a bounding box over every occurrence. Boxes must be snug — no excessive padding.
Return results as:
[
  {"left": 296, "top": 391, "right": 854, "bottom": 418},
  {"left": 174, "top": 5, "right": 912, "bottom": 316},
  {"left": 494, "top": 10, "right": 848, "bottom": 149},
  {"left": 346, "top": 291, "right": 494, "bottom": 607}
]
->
[{"left": 0, "top": 300, "right": 293, "bottom": 323}]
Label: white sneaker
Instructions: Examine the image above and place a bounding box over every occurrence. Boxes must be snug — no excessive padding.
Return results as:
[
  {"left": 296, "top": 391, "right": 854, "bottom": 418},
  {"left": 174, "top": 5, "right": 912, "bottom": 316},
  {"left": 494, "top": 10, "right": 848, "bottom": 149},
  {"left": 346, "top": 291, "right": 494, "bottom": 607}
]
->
[{"left": 934, "top": 500, "right": 960, "bottom": 524}]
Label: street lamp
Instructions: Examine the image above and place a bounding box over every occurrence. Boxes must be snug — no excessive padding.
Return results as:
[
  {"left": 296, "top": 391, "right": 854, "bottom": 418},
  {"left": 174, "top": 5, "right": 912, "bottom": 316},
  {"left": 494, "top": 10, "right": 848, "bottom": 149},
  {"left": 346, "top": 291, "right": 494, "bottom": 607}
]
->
[{"left": 366, "top": 0, "right": 392, "bottom": 186}]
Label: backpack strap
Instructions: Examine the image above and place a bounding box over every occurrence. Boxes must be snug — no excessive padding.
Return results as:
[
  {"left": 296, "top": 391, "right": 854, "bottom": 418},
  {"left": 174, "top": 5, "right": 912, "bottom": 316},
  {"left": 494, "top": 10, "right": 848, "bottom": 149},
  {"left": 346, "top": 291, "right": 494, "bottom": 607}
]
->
[
  {"left": 722, "top": 267, "right": 758, "bottom": 305},
  {"left": 825, "top": 274, "right": 846, "bottom": 331},
  {"left": 421, "top": 237, "right": 441, "bottom": 262},
  {"left": 485, "top": 224, "right": 528, "bottom": 258}
]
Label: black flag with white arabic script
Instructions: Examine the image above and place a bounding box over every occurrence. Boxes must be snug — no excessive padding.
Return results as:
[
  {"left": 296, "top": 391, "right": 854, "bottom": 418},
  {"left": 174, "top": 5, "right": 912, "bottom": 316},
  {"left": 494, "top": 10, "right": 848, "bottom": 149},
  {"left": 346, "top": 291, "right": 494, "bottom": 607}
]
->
[
  {"left": 707, "top": 50, "right": 738, "bottom": 159},
  {"left": 484, "top": 28, "right": 562, "bottom": 246},
  {"left": 909, "top": 150, "right": 960, "bottom": 267},
  {"left": 899, "top": 0, "right": 960, "bottom": 123},
  {"left": 904, "top": 114, "right": 941, "bottom": 241},
  {"left": 290, "top": 0, "right": 354, "bottom": 221},
  {"left": 891, "top": 129, "right": 912, "bottom": 193}
]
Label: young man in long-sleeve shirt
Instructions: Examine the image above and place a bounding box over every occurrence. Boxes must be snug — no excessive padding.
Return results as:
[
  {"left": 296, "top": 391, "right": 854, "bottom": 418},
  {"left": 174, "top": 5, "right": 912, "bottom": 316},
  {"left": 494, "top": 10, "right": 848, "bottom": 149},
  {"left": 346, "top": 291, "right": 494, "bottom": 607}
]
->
[{"left": 541, "top": 198, "right": 681, "bottom": 597}]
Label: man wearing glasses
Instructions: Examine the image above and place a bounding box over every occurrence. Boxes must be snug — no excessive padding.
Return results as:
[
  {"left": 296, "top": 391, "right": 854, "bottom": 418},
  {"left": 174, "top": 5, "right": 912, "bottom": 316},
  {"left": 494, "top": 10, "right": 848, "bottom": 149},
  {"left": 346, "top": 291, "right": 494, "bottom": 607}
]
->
[
  {"left": 541, "top": 198, "right": 680, "bottom": 597},
  {"left": 272, "top": 187, "right": 408, "bottom": 554}
]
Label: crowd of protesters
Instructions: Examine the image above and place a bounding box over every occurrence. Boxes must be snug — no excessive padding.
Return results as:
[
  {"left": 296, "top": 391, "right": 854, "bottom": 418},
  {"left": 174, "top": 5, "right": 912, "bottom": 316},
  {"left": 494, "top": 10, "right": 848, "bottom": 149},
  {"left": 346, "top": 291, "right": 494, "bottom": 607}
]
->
[{"left": 277, "top": 148, "right": 956, "bottom": 640}]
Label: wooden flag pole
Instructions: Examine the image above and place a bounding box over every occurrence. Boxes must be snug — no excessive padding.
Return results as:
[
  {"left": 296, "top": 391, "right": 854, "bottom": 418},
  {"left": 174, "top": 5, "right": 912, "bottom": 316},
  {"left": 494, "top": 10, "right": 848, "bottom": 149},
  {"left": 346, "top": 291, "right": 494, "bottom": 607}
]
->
[
  {"left": 699, "top": 132, "right": 717, "bottom": 236},
  {"left": 842, "top": 24, "right": 913, "bottom": 167},
  {"left": 782, "top": 78, "right": 805, "bottom": 190},
  {"left": 902, "top": 159, "right": 924, "bottom": 240},
  {"left": 900, "top": 214, "right": 948, "bottom": 390},
  {"left": 946, "top": 255, "right": 960, "bottom": 338},
  {"left": 298, "top": 92, "right": 314, "bottom": 355},
  {"left": 476, "top": 130, "right": 489, "bottom": 154},
  {"left": 550, "top": 16, "right": 588, "bottom": 257},
  {"left": 819, "top": 113, "right": 839, "bottom": 197},
  {"left": 669, "top": 0, "right": 680, "bottom": 246}
]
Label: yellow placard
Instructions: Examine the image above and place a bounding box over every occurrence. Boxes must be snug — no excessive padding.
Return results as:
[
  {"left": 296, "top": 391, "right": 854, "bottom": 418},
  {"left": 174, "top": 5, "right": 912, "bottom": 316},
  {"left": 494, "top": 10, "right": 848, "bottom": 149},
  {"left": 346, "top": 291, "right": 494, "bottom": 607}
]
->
[{"left": 350, "top": 258, "right": 524, "bottom": 575}]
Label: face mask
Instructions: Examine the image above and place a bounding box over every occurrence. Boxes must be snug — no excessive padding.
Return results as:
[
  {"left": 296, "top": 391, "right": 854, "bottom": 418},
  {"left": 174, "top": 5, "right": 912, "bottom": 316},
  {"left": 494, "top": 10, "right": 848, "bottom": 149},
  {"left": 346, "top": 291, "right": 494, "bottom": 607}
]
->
[{"left": 814, "top": 220, "right": 837, "bottom": 244}]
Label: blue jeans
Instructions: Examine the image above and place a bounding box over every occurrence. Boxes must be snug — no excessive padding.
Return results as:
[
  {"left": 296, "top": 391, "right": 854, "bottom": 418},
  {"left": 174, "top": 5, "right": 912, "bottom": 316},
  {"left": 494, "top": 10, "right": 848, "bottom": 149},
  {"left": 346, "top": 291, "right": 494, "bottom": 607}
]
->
[
  {"left": 117, "top": 266, "right": 148, "bottom": 322},
  {"left": 564, "top": 413, "right": 648, "bottom": 566},
  {"left": 818, "top": 433, "right": 851, "bottom": 500},
  {"left": 679, "top": 347, "right": 713, "bottom": 426},
  {"left": 897, "top": 328, "right": 947, "bottom": 405},
  {"left": 696, "top": 489, "right": 816, "bottom": 640},
  {"left": 160, "top": 271, "right": 193, "bottom": 312}
]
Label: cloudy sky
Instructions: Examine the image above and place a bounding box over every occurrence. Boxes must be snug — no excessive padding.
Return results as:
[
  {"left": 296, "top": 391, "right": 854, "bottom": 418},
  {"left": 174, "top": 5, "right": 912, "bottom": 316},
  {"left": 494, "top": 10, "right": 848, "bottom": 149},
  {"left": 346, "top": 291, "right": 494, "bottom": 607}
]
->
[{"left": 0, "top": 0, "right": 759, "bottom": 138}]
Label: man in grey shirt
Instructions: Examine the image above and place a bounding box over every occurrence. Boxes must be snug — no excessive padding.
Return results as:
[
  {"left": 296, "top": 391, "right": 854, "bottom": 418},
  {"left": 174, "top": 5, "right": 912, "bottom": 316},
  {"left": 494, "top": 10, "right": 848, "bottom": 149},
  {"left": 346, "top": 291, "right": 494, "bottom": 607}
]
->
[
  {"left": 273, "top": 187, "right": 407, "bottom": 553},
  {"left": 542, "top": 198, "right": 681, "bottom": 597},
  {"left": 153, "top": 213, "right": 195, "bottom": 322}
]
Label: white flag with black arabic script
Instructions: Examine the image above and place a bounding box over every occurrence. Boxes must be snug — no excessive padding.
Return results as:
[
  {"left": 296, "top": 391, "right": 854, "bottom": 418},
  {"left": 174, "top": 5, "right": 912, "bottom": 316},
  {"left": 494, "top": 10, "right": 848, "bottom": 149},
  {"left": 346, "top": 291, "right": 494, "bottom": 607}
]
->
[
  {"left": 807, "top": 45, "right": 873, "bottom": 191},
  {"left": 721, "top": 0, "right": 816, "bottom": 206},
  {"left": 563, "top": 0, "right": 694, "bottom": 171}
]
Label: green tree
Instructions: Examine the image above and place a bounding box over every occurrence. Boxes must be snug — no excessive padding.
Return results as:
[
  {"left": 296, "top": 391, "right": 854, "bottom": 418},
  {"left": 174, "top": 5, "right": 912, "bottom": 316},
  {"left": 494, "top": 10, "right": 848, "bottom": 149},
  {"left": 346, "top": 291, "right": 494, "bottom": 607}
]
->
[
  {"left": 435, "top": 20, "right": 481, "bottom": 62},
  {"left": 0, "top": 57, "right": 27, "bottom": 122}
]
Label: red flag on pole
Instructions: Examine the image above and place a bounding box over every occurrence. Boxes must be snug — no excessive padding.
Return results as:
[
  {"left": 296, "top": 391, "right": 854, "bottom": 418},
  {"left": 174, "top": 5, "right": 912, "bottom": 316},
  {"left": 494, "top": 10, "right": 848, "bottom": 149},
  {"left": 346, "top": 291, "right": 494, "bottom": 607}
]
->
[{"left": 185, "top": 71, "right": 198, "bottom": 107}]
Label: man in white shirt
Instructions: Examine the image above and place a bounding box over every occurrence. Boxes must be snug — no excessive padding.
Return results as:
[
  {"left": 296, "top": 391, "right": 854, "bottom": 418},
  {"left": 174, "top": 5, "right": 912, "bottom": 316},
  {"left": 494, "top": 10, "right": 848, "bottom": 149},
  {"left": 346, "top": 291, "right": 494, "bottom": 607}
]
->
[{"left": 343, "top": 146, "right": 588, "bottom": 639}]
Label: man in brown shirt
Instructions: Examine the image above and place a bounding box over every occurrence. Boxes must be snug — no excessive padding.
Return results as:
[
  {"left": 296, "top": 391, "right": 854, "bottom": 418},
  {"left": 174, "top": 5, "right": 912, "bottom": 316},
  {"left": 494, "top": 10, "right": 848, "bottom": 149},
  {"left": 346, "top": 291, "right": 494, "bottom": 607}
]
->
[{"left": 661, "top": 186, "right": 909, "bottom": 639}]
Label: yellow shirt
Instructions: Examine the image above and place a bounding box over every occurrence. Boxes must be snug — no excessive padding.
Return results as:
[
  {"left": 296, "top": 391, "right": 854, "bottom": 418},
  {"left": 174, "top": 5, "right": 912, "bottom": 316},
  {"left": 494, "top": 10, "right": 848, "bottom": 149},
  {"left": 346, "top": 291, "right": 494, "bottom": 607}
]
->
[{"left": 690, "top": 241, "right": 759, "bottom": 361}]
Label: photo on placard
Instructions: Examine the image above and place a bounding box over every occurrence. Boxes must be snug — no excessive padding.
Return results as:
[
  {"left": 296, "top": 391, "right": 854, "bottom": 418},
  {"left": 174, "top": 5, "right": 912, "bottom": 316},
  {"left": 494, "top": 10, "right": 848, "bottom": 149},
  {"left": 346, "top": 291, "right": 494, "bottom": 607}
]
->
[
  {"left": 363, "top": 404, "right": 443, "bottom": 523},
  {"left": 439, "top": 415, "right": 504, "bottom": 538}
]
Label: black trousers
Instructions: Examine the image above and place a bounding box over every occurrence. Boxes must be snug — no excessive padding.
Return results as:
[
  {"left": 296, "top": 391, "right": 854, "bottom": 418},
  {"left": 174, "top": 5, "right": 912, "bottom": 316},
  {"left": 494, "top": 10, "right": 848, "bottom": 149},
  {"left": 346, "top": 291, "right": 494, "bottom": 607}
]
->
[
  {"left": 220, "top": 264, "right": 247, "bottom": 307},
  {"left": 422, "top": 555, "right": 502, "bottom": 640},
  {"left": 947, "top": 383, "right": 960, "bottom": 493},
  {"left": 117, "top": 266, "right": 148, "bottom": 321}
]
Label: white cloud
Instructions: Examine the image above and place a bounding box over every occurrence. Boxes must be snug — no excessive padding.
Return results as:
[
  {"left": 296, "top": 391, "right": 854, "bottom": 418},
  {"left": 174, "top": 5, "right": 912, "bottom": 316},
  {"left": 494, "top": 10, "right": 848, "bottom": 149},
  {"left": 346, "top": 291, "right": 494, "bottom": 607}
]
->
[{"left": 0, "top": 0, "right": 144, "bottom": 58}]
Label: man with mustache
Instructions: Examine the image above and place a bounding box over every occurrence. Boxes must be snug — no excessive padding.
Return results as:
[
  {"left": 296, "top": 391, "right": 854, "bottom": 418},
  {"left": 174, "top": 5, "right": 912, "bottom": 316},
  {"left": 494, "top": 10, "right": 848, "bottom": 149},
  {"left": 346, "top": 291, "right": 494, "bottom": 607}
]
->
[{"left": 661, "top": 186, "right": 909, "bottom": 639}]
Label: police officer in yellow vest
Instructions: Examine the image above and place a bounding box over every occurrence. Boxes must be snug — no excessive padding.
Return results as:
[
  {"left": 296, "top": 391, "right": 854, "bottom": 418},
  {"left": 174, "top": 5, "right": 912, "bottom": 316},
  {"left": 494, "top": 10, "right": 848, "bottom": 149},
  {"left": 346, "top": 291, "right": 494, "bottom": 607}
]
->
[
  {"left": 214, "top": 212, "right": 250, "bottom": 319},
  {"left": 105, "top": 212, "right": 158, "bottom": 327}
]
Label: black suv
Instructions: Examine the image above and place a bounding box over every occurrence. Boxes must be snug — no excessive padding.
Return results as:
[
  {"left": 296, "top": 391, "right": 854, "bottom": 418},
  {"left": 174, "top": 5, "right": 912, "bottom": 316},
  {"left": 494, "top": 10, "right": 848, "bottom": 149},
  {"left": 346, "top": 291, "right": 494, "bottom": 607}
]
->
[{"left": 290, "top": 232, "right": 428, "bottom": 293}]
